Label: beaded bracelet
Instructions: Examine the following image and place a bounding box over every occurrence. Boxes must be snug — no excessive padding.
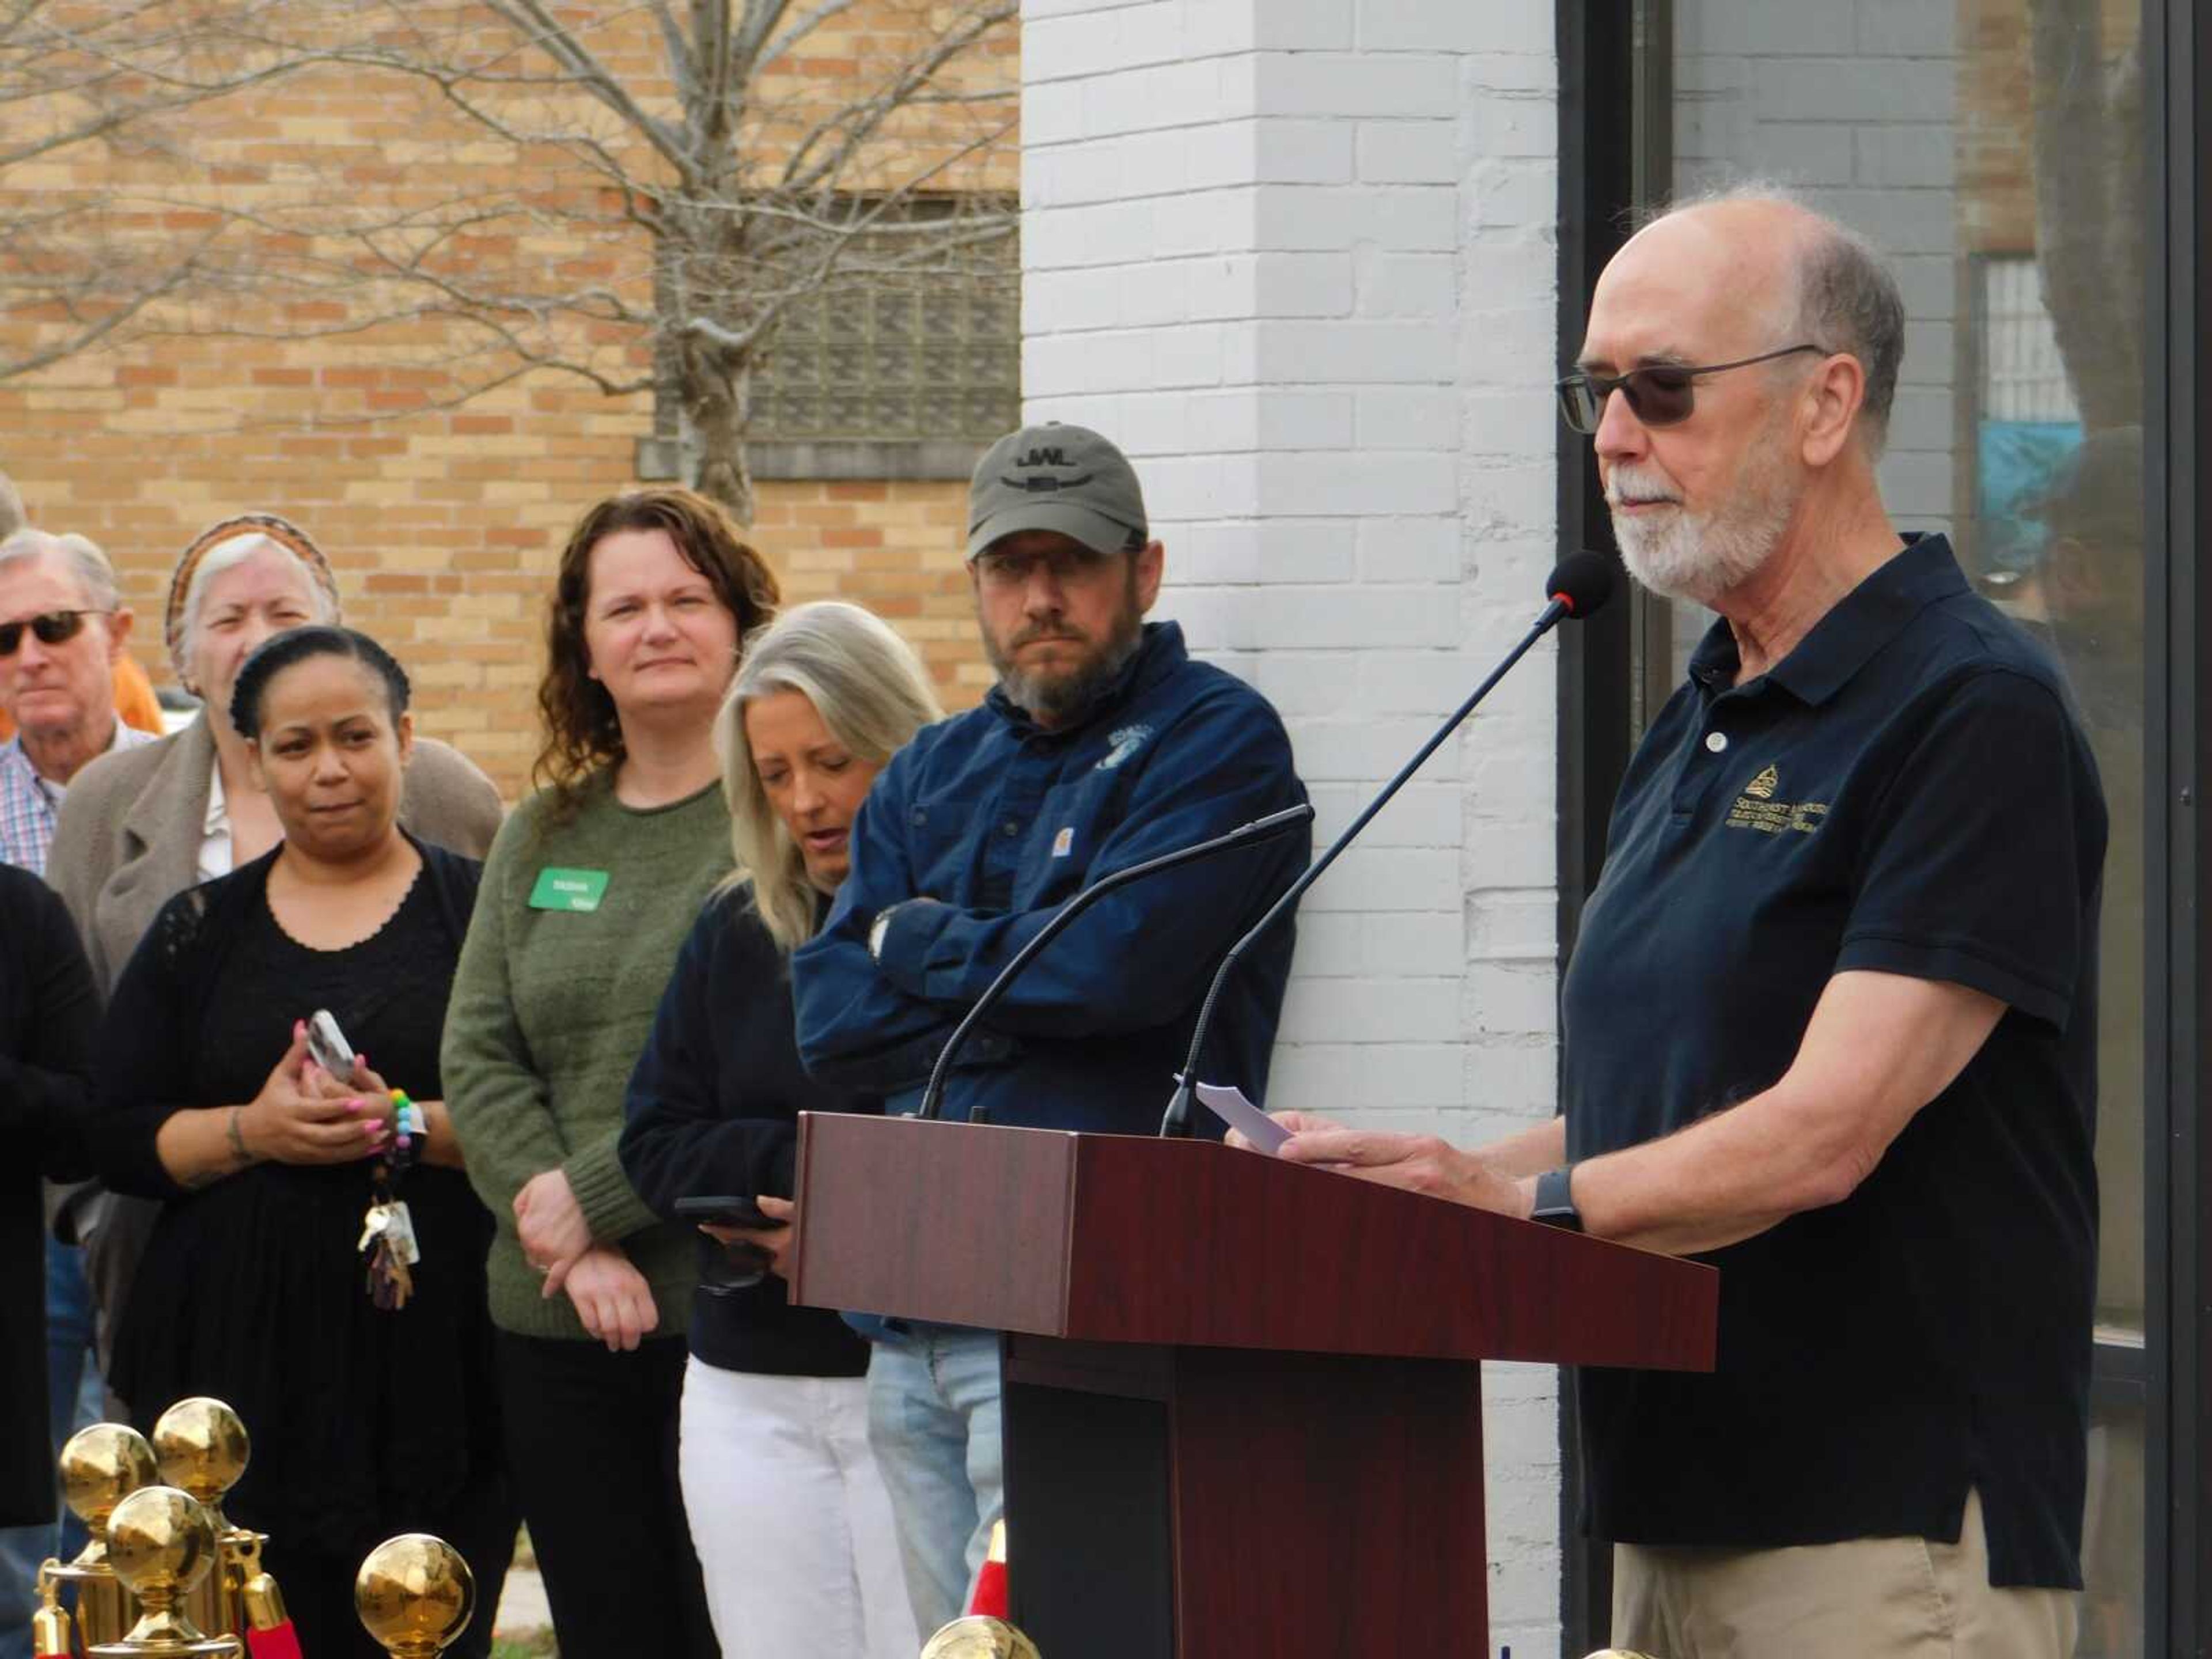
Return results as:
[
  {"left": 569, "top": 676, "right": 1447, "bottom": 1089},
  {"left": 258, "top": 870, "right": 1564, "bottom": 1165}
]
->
[{"left": 384, "top": 1089, "right": 425, "bottom": 1173}]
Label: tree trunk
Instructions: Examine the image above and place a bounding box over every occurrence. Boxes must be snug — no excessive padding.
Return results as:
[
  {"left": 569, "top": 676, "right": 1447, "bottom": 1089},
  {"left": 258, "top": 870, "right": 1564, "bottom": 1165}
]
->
[
  {"left": 2027, "top": 0, "right": 2143, "bottom": 433},
  {"left": 683, "top": 347, "right": 757, "bottom": 528}
]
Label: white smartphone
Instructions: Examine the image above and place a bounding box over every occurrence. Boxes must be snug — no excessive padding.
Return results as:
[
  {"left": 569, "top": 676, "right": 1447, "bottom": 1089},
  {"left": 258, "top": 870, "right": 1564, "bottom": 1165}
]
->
[{"left": 306, "top": 1009, "right": 357, "bottom": 1078}]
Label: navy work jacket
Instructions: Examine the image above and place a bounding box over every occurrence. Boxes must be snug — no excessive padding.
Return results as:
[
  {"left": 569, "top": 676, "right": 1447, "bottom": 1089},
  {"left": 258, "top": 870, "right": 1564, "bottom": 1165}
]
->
[{"left": 792, "top": 620, "right": 1309, "bottom": 1132}]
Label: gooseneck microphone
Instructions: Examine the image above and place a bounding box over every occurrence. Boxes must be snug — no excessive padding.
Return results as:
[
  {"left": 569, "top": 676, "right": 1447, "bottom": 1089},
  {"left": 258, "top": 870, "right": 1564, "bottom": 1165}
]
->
[
  {"left": 1158, "top": 550, "right": 1619, "bottom": 1137},
  {"left": 914, "top": 801, "right": 1317, "bottom": 1122}
]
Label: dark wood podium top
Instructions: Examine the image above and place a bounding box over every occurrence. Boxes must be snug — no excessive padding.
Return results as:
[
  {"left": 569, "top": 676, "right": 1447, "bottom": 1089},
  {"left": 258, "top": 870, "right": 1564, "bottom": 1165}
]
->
[{"left": 793, "top": 1112, "right": 1715, "bottom": 1372}]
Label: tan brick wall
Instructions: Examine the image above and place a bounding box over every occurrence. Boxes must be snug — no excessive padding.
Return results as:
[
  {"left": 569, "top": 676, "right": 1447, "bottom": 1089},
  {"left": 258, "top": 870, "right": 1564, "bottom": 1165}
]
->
[
  {"left": 0, "top": 3, "right": 1010, "bottom": 800},
  {"left": 1959, "top": 0, "right": 2138, "bottom": 256},
  {"left": 0, "top": 362, "right": 992, "bottom": 801}
]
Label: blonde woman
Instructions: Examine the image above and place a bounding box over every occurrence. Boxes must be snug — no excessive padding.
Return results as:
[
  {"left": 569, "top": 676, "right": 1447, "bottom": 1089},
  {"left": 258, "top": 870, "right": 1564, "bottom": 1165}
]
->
[{"left": 619, "top": 601, "right": 941, "bottom": 1659}]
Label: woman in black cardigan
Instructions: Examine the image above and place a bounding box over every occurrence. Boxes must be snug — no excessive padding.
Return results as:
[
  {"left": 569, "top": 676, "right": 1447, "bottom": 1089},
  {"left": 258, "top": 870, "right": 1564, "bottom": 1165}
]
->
[
  {"left": 0, "top": 868, "right": 97, "bottom": 1531},
  {"left": 89, "top": 628, "right": 511, "bottom": 1658},
  {"left": 619, "top": 601, "right": 941, "bottom": 1659}
]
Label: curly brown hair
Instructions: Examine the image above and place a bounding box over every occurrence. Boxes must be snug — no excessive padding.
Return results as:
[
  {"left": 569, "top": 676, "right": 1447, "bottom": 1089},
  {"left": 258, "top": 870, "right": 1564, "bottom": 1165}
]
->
[{"left": 533, "top": 487, "right": 781, "bottom": 813}]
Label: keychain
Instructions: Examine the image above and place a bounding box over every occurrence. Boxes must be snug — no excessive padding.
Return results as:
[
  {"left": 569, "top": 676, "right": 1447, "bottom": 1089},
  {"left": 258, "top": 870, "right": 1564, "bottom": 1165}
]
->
[
  {"left": 358, "top": 1197, "right": 415, "bottom": 1310},
  {"left": 357, "top": 1090, "right": 426, "bottom": 1312}
]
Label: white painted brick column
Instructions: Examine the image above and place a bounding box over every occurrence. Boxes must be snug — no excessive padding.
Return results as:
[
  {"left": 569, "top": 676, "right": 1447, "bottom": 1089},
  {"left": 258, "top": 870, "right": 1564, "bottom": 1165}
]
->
[{"left": 1022, "top": 3, "right": 1566, "bottom": 1653}]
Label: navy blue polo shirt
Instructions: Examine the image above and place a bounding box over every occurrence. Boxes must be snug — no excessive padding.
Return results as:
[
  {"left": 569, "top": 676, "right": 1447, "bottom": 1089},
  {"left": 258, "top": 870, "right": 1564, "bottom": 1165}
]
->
[{"left": 1561, "top": 535, "right": 2106, "bottom": 1589}]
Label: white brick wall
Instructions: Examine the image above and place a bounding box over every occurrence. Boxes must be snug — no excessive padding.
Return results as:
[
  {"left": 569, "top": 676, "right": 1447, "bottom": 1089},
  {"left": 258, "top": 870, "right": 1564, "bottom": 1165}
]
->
[
  {"left": 1673, "top": 0, "right": 1961, "bottom": 527},
  {"left": 1022, "top": 5, "right": 1566, "bottom": 1653}
]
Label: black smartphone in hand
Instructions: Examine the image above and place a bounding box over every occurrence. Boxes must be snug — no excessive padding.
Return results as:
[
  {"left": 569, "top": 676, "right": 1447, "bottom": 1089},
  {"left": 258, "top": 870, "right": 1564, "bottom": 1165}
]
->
[{"left": 674, "top": 1195, "right": 787, "bottom": 1230}]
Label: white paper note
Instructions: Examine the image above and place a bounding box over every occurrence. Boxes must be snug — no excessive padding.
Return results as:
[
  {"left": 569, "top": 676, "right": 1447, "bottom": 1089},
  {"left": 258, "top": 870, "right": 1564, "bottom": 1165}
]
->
[{"left": 1194, "top": 1081, "right": 1290, "bottom": 1154}]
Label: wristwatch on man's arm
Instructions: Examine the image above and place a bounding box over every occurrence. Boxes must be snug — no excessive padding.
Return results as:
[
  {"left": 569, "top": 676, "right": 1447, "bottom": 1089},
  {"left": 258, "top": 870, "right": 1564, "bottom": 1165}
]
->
[{"left": 1531, "top": 1165, "right": 1584, "bottom": 1233}]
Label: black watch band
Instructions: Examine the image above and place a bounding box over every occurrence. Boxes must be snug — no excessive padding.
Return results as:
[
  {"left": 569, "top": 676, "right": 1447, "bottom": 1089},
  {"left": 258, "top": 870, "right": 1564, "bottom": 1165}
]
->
[{"left": 1531, "top": 1165, "right": 1584, "bottom": 1233}]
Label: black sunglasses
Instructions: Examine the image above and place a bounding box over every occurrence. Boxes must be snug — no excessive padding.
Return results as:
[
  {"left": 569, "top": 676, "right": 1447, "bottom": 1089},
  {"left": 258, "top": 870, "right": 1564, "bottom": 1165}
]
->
[
  {"left": 0, "top": 609, "right": 108, "bottom": 657},
  {"left": 1556, "top": 343, "right": 1829, "bottom": 434}
]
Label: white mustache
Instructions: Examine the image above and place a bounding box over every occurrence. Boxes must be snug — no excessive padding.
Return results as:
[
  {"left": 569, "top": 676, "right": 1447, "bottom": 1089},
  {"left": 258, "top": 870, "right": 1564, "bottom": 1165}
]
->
[{"left": 1605, "top": 466, "right": 1683, "bottom": 509}]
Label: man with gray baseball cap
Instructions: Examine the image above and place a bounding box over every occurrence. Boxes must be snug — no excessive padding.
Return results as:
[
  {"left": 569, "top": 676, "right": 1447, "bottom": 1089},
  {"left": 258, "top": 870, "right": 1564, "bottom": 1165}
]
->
[
  {"left": 792, "top": 420, "right": 1310, "bottom": 1634},
  {"left": 965, "top": 420, "right": 1150, "bottom": 559}
]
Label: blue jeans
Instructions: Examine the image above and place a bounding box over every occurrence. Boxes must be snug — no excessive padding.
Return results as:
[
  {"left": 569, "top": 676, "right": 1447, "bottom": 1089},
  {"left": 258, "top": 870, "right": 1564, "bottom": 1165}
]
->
[
  {"left": 0, "top": 1244, "right": 101, "bottom": 1659},
  {"left": 866, "top": 1324, "right": 1003, "bottom": 1638}
]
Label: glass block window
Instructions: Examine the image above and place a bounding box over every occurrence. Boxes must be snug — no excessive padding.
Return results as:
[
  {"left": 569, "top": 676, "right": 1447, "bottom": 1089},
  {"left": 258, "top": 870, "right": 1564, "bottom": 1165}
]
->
[{"left": 748, "top": 202, "right": 1019, "bottom": 443}]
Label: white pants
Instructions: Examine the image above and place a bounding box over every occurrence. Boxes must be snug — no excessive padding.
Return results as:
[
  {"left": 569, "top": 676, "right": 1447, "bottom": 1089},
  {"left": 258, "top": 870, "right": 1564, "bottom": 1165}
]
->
[{"left": 678, "top": 1357, "right": 920, "bottom": 1659}]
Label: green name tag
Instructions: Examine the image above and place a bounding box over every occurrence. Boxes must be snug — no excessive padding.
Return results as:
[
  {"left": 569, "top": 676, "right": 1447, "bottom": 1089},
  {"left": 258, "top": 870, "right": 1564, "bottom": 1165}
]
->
[{"left": 528, "top": 868, "right": 610, "bottom": 913}]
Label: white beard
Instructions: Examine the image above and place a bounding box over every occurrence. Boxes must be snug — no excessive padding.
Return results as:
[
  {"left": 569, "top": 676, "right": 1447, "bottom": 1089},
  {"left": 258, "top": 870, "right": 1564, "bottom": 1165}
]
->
[{"left": 1608, "top": 445, "right": 1796, "bottom": 608}]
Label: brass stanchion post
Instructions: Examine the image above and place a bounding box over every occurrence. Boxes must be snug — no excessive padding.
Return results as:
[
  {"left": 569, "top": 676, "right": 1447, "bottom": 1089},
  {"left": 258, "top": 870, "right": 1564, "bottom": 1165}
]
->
[
  {"left": 85, "top": 1487, "right": 240, "bottom": 1658},
  {"left": 43, "top": 1424, "right": 161, "bottom": 1653},
  {"left": 149, "top": 1400, "right": 257, "bottom": 1642},
  {"left": 353, "top": 1535, "right": 474, "bottom": 1659},
  {"left": 919, "top": 1617, "right": 1043, "bottom": 1658}
]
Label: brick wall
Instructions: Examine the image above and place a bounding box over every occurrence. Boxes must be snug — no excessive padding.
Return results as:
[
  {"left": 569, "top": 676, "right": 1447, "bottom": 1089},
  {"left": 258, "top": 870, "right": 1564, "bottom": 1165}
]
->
[
  {"left": 0, "top": 5, "right": 1012, "bottom": 798},
  {"left": 1021, "top": 2, "right": 1566, "bottom": 1649}
]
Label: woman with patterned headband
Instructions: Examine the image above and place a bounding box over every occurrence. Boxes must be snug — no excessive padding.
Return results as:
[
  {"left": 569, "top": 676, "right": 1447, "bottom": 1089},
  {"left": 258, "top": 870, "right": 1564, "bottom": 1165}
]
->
[{"left": 44, "top": 512, "right": 502, "bottom": 1421}]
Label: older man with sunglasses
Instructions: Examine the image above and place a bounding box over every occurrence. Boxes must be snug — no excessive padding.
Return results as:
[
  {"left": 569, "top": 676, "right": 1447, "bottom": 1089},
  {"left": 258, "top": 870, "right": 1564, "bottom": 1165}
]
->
[
  {"left": 1262, "top": 190, "right": 2106, "bottom": 1658},
  {"left": 0, "top": 530, "right": 158, "bottom": 876},
  {"left": 0, "top": 520, "right": 157, "bottom": 1659}
]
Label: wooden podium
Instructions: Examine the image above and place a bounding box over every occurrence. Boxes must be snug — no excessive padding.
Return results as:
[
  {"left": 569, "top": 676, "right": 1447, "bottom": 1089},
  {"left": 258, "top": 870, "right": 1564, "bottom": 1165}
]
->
[{"left": 792, "top": 1112, "right": 1717, "bottom": 1658}]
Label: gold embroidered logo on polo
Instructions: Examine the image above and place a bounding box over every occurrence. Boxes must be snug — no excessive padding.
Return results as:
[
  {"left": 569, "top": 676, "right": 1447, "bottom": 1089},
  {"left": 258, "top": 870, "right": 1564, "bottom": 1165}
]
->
[{"left": 1725, "top": 763, "right": 1828, "bottom": 835}]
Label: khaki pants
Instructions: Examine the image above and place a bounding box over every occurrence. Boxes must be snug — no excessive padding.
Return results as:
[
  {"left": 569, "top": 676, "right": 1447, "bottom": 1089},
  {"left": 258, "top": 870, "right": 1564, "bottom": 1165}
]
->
[{"left": 1611, "top": 1491, "right": 2080, "bottom": 1659}]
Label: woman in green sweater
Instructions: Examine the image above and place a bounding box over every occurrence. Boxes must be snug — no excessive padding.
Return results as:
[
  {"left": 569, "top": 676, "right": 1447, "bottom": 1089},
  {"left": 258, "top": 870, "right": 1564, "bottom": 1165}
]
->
[{"left": 442, "top": 487, "right": 779, "bottom": 1656}]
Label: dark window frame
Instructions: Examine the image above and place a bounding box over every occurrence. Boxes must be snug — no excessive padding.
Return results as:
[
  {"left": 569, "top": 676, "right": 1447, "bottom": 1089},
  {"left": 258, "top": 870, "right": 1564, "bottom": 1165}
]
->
[{"left": 2150, "top": 1, "right": 2199, "bottom": 1646}]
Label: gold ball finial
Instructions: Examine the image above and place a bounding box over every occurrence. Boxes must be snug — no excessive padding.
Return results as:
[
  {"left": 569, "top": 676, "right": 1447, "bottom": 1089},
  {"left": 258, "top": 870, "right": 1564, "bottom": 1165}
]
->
[
  {"left": 104, "top": 1486, "right": 218, "bottom": 1601},
  {"left": 919, "top": 1616, "right": 1044, "bottom": 1659},
  {"left": 355, "top": 1535, "right": 475, "bottom": 1658},
  {"left": 58, "top": 1423, "right": 159, "bottom": 1533},
  {"left": 150, "top": 1399, "right": 250, "bottom": 1509}
]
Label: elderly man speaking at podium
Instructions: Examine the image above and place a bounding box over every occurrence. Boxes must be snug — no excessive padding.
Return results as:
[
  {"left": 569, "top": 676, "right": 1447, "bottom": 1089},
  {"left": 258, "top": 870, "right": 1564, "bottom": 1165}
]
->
[{"left": 1269, "top": 190, "right": 2106, "bottom": 1659}]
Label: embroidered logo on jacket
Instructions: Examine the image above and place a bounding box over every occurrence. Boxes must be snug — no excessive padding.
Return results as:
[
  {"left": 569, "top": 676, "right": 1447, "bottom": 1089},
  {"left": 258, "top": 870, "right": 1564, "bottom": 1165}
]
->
[
  {"left": 1743, "top": 763, "right": 1780, "bottom": 800},
  {"left": 1097, "top": 724, "right": 1153, "bottom": 770}
]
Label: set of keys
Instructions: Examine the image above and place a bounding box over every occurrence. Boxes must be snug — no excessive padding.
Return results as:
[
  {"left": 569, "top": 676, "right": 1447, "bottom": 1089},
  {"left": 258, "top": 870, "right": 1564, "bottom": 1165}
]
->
[
  {"left": 316, "top": 1010, "right": 427, "bottom": 1312},
  {"left": 358, "top": 1196, "right": 421, "bottom": 1310}
]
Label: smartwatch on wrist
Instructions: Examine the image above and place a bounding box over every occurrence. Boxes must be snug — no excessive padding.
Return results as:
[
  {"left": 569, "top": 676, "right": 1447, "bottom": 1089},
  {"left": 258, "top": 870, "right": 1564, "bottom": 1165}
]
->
[{"left": 1531, "top": 1165, "right": 1584, "bottom": 1233}]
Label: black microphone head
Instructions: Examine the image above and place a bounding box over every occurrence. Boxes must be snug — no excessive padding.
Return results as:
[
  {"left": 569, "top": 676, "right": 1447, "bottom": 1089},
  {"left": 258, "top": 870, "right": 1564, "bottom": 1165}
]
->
[{"left": 1546, "top": 550, "right": 1618, "bottom": 619}]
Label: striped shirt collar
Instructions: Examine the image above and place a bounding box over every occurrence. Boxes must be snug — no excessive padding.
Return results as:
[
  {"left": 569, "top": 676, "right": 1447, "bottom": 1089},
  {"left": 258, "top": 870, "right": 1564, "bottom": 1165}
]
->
[{"left": 0, "top": 721, "right": 160, "bottom": 875}]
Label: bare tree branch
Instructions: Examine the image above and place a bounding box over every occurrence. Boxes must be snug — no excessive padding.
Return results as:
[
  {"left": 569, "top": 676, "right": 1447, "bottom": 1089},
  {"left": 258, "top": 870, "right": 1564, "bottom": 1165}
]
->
[
  {"left": 0, "top": 0, "right": 1020, "bottom": 522},
  {"left": 754, "top": 0, "right": 863, "bottom": 72},
  {"left": 476, "top": 0, "right": 695, "bottom": 178}
]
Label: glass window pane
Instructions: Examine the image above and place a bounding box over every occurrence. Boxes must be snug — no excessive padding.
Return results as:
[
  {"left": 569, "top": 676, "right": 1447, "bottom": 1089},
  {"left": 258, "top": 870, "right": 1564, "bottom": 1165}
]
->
[
  {"left": 1666, "top": 0, "right": 2143, "bottom": 1327},
  {"left": 1661, "top": 5, "right": 2147, "bottom": 1643},
  {"left": 2082, "top": 1387, "right": 2146, "bottom": 1657}
]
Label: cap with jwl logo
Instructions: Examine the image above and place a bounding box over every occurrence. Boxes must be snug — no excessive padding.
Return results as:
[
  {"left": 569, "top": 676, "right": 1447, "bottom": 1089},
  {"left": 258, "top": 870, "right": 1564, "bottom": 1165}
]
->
[{"left": 967, "top": 421, "right": 1149, "bottom": 560}]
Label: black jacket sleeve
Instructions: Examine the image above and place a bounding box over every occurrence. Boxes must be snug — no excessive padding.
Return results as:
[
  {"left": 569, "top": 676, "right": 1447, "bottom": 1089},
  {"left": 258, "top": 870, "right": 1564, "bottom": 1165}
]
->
[
  {"left": 619, "top": 896, "right": 805, "bottom": 1216},
  {"left": 88, "top": 891, "right": 211, "bottom": 1201},
  {"left": 0, "top": 872, "right": 98, "bottom": 1183}
]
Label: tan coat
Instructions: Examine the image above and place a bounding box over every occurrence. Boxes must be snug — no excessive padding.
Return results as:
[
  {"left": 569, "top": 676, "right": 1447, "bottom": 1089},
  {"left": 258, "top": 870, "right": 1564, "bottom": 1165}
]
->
[{"left": 48, "top": 710, "right": 505, "bottom": 995}]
